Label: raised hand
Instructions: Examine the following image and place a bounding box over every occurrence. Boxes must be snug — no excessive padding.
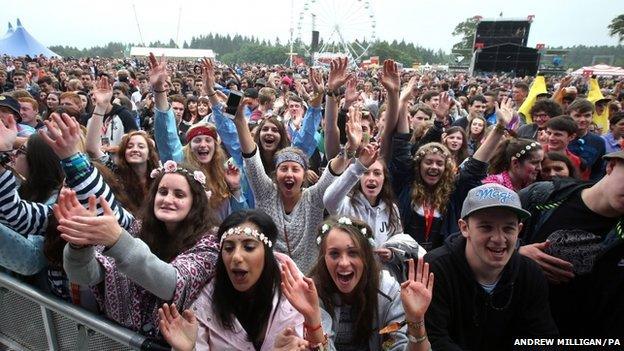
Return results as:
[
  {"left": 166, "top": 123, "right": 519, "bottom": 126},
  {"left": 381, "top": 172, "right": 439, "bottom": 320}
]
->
[
  {"left": 235, "top": 97, "right": 253, "bottom": 122},
  {"left": 280, "top": 258, "right": 321, "bottom": 323},
  {"left": 495, "top": 97, "right": 514, "bottom": 127},
  {"left": 92, "top": 76, "right": 113, "bottom": 108},
  {"left": 309, "top": 68, "right": 325, "bottom": 95},
  {"left": 148, "top": 52, "right": 168, "bottom": 89},
  {"left": 158, "top": 303, "right": 197, "bottom": 351},
  {"left": 327, "top": 57, "right": 351, "bottom": 92},
  {"left": 433, "top": 92, "right": 452, "bottom": 121},
  {"left": 39, "top": 112, "right": 82, "bottom": 159},
  {"left": 304, "top": 169, "right": 319, "bottom": 185},
  {"left": 559, "top": 76, "right": 573, "bottom": 89},
  {"left": 400, "top": 257, "right": 434, "bottom": 322},
  {"left": 358, "top": 142, "right": 379, "bottom": 168},
  {"left": 274, "top": 327, "right": 309, "bottom": 351},
  {"left": 201, "top": 58, "right": 216, "bottom": 94},
  {"left": 345, "top": 105, "right": 363, "bottom": 151},
  {"left": 379, "top": 60, "right": 400, "bottom": 94},
  {"left": 343, "top": 76, "right": 359, "bottom": 109},
  {"left": 57, "top": 196, "right": 123, "bottom": 247},
  {"left": 0, "top": 114, "right": 17, "bottom": 151},
  {"left": 224, "top": 161, "right": 241, "bottom": 191},
  {"left": 53, "top": 189, "right": 97, "bottom": 223}
]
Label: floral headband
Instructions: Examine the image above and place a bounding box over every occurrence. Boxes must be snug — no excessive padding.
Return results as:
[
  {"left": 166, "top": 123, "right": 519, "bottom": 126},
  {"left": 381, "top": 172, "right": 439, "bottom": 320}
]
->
[
  {"left": 150, "top": 160, "right": 207, "bottom": 188},
  {"left": 414, "top": 145, "right": 449, "bottom": 160},
  {"left": 317, "top": 217, "right": 376, "bottom": 247},
  {"left": 220, "top": 226, "right": 273, "bottom": 248},
  {"left": 514, "top": 142, "right": 539, "bottom": 159}
]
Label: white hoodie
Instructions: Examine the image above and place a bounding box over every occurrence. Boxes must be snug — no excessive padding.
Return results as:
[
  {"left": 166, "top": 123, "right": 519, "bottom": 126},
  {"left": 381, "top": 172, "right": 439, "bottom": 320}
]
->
[{"left": 323, "top": 160, "right": 403, "bottom": 247}]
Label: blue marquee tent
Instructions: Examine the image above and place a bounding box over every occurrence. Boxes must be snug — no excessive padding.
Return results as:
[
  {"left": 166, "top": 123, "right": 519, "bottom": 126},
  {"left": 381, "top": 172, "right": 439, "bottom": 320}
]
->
[{"left": 0, "top": 19, "right": 60, "bottom": 57}]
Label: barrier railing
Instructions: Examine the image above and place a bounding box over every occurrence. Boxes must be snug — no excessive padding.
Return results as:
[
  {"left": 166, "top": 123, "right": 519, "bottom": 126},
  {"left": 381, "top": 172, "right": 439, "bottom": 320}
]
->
[{"left": 0, "top": 271, "right": 169, "bottom": 351}]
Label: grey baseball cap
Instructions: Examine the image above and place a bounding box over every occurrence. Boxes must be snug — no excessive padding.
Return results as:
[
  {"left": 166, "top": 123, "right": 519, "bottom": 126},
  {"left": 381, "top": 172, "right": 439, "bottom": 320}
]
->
[{"left": 461, "top": 183, "right": 531, "bottom": 220}]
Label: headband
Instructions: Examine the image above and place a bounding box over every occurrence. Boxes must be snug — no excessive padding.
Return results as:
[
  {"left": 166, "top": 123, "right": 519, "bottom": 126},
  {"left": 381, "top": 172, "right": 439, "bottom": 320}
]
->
[
  {"left": 150, "top": 160, "right": 206, "bottom": 187},
  {"left": 186, "top": 125, "right": 219, "bottom": 144},
  {"left": 220, "top": 226, "right": 273, "bottom": 248},
  {"left": 414, "top": 145, "right": 449, "bottom": 160},
  {"left": 514, "top": 142, "right": 539, "bottom": 159},
  {"left": 274, "top": 150, "right": 308, "bottom": 170},
  {"left": 317, "top": 217, "right": 375, "bottom": 247}
]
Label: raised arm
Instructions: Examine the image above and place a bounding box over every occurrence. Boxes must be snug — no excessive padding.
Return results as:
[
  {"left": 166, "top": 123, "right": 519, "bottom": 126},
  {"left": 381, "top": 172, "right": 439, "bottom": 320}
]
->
[
  {"left": 149, "top": 53, "right": 184, "bottom": 163},
  {"left": 86, "top": 76, "right": 114, "bottom": 159},
  {"left": 292, "top": 68, "right": 325, "bottom": 157},
  {"left": 397, "top": 76, "right": 419, "bottom": 134},
  {"left": 233, "top": 97, "right": 256, "bottom": 155},
  {"left": 472, "top": 97, "right": 513, "bottom": 163},
  {"left": 379, "top": 60, "right": 401, "bottom": 160},
  {"left": 325, "top": 58, "right": 353, "bottom": 159}
]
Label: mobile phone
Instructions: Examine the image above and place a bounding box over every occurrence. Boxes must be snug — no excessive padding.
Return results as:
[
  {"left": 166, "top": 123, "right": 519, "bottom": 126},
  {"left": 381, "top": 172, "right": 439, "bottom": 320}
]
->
[
  {"left": 225, "top": 91, "right": 243, "bottom": 116},
  {"left": 101, "top": 137, "right": 110, "bottom": 147}
]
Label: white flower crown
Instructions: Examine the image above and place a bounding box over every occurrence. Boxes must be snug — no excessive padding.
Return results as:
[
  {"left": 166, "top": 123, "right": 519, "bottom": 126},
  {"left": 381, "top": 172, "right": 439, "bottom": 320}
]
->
[
  {"left": 220, "top": 226, "right": 273, "bottom": 248},
  {"left": 150, "top": 160, "right": 206, "bottom": 187},
  {"left": 514, "top": 142, "right": 538, "bottom": 159},
  {"left": 317, "top": 217, "right": 374, "bottom": 247}
]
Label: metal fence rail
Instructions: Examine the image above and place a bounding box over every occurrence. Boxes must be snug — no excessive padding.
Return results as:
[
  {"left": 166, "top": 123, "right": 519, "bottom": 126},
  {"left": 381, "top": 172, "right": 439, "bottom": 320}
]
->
[{"left": 0, "top": 271, "right": 168, "bottom": 351}]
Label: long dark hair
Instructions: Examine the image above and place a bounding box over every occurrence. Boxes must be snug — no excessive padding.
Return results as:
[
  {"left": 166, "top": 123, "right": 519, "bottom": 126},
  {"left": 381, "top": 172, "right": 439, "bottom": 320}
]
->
[
  {"left": 17, "top": 134, "right": 64, "bottom": 203},
  {"left": 443, "top": 126, "right": 469, "bottom": 165},
  {"left": 489, "top": 138, "right": 542, "bottom": 175},
  {"left": 114, "top": 131, "right": 160, "bottom": 214},
  {"left": 349, "top": 159, "right": 400, "bottom": 235},
  {"left": 253, "top": 116, "right": 290, "bottom": 174},
  {"left": 212, "top": 210, "right": 281, "bottom": 347},
  {"left": 310, "top": 217, "right": 380, "bottom": 343},
  {"left": 139, "top": 165, "right": 215, "bottom": 262}
]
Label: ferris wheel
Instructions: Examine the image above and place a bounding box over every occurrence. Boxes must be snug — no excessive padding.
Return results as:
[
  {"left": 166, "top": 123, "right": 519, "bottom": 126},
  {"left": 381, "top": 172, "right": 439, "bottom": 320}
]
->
[{"left": 296, "top": 0, "right": 376, "bottom": 66}]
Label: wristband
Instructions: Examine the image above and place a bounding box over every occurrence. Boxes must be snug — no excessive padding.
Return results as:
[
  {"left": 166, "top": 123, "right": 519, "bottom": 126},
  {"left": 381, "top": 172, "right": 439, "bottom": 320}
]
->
[
  {"left": 407, "top": 319, "right": 425, "bottom": 329},
  {"left": 153, "top": 89, "right": 166, "bottom": 94},
  {"left": 304, "top": 323, "right": 322, "bottom": 333},
  {"left": 206, "top": 91, "right": 217, "bottom": 97},
  {"left": 408, "top": 333, "right": 428, "bottom": 344}
]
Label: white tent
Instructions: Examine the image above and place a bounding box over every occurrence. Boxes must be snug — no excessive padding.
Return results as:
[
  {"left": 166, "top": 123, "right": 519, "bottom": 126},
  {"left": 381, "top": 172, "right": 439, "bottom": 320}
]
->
[
  {"left": 571, "top": 64, "right": 624, "bottom": 77},
  {"left": 130, "top": 47, "right": 215, "bottom": 59},
  {"left": 0, "top": 19, "right": 60, "bottom": 57}
]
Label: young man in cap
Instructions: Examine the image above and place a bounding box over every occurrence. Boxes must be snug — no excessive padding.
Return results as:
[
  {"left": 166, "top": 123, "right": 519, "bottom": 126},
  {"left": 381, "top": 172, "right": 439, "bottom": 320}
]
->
[
  {"left": 518, "top": 150, "right": 624, "bottom": 337},
  {"left": 0, "top": 95, "right": 35, "bottom": 139},
  {"left": 425, "top": 183, "right": 558, "bottom": 350}
]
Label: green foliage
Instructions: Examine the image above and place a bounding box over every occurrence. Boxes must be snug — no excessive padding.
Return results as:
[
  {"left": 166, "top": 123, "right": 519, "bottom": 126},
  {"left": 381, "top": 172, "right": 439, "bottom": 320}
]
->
[
  {"left": 608, "top": 14, "right": 624, "bottom": 43},
  {"left": 452, "top": 17, "right": 478, "bottom": 51},
  {"left": 549, "top": 45, "right": 624, "bottom": 68}
]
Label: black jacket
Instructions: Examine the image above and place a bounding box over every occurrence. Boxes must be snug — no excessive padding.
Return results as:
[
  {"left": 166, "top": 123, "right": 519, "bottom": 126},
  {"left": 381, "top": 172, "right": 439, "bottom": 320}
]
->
[
  {"left": 519, "top": 180, "right": 624, "bottom": 336},
  {"left": 425, "top": 234, "right": 558, "bottom": 351}
]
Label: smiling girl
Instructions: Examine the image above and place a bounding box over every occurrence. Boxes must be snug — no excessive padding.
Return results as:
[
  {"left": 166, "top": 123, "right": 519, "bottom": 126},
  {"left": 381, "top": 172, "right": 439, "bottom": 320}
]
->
[{"left": 234, "top": 90, "right": 352, "bottom": 274}]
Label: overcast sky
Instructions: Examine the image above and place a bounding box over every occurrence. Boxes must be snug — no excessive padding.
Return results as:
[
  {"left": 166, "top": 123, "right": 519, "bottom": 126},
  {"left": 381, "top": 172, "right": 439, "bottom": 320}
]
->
[{"left": 2, "top": 0, "right": 621, "bottom": 53}]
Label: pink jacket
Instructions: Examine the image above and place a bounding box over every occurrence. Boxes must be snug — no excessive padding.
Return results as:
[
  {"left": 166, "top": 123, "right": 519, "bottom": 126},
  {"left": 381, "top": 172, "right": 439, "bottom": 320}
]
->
[{"left": 191, "top": 254, "right": 304, "bottom": 350}]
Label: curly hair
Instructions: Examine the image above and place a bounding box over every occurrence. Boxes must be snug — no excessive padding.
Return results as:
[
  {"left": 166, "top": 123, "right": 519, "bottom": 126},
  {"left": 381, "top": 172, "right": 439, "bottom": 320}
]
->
[
  {"left": 411, "top": 142, "right": 457, "bottom": 214},
  {"left": 310, "top": 216, "right": 379, "bottom": 343},
  {"left": 114, "top": 131, "right": 160, "bottom": 214}
]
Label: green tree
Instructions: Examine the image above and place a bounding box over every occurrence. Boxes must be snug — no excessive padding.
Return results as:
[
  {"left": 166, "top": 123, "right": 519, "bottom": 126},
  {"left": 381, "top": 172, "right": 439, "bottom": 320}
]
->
[
  {"left": 608, "top": 14, "right": 624, "bottom": 43},
  {"left": 452, "top": 17, "right": 478, "bottom": 50}
]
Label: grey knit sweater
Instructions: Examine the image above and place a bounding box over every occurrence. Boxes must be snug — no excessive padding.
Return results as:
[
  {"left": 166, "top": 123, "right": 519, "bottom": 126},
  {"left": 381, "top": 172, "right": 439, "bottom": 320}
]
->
[{"left": 243, "top": 148, "right": 338, "bottom": 274}]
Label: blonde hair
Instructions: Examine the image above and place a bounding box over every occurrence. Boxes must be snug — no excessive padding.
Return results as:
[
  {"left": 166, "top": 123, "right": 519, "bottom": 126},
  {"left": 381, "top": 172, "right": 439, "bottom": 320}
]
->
[{"left": 411, "top": 142, "right": 457, "bottom": 214}]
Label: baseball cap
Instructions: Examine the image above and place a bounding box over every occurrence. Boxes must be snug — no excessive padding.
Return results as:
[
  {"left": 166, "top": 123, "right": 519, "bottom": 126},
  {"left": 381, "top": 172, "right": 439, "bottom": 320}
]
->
[
  {"left": 461, "top": 183, "right": 531, "bottom": 220},
  {"left": 603, "top": 150, "right": 624, "bottom": 161},
  {"left": 0, "top": 95, "right": 22, "bottom": 122},
  {"left": 255, "top": 78, "right": 267, "bottom": 87},
  {"left": 244, "top": 88, "right": 259, "bottom": 99}
]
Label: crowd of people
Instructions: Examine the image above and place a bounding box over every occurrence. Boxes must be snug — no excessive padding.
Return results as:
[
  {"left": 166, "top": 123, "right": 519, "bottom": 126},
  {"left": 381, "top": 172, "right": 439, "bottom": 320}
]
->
[{"left": 0, "top": 52, "right": 623, "bottom": 350}]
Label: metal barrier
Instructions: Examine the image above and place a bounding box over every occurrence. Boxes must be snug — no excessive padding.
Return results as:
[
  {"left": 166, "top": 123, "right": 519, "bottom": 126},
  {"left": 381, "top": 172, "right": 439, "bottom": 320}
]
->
[{"left": 0, "top": 271, "right": 169, "bottom": 351}]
